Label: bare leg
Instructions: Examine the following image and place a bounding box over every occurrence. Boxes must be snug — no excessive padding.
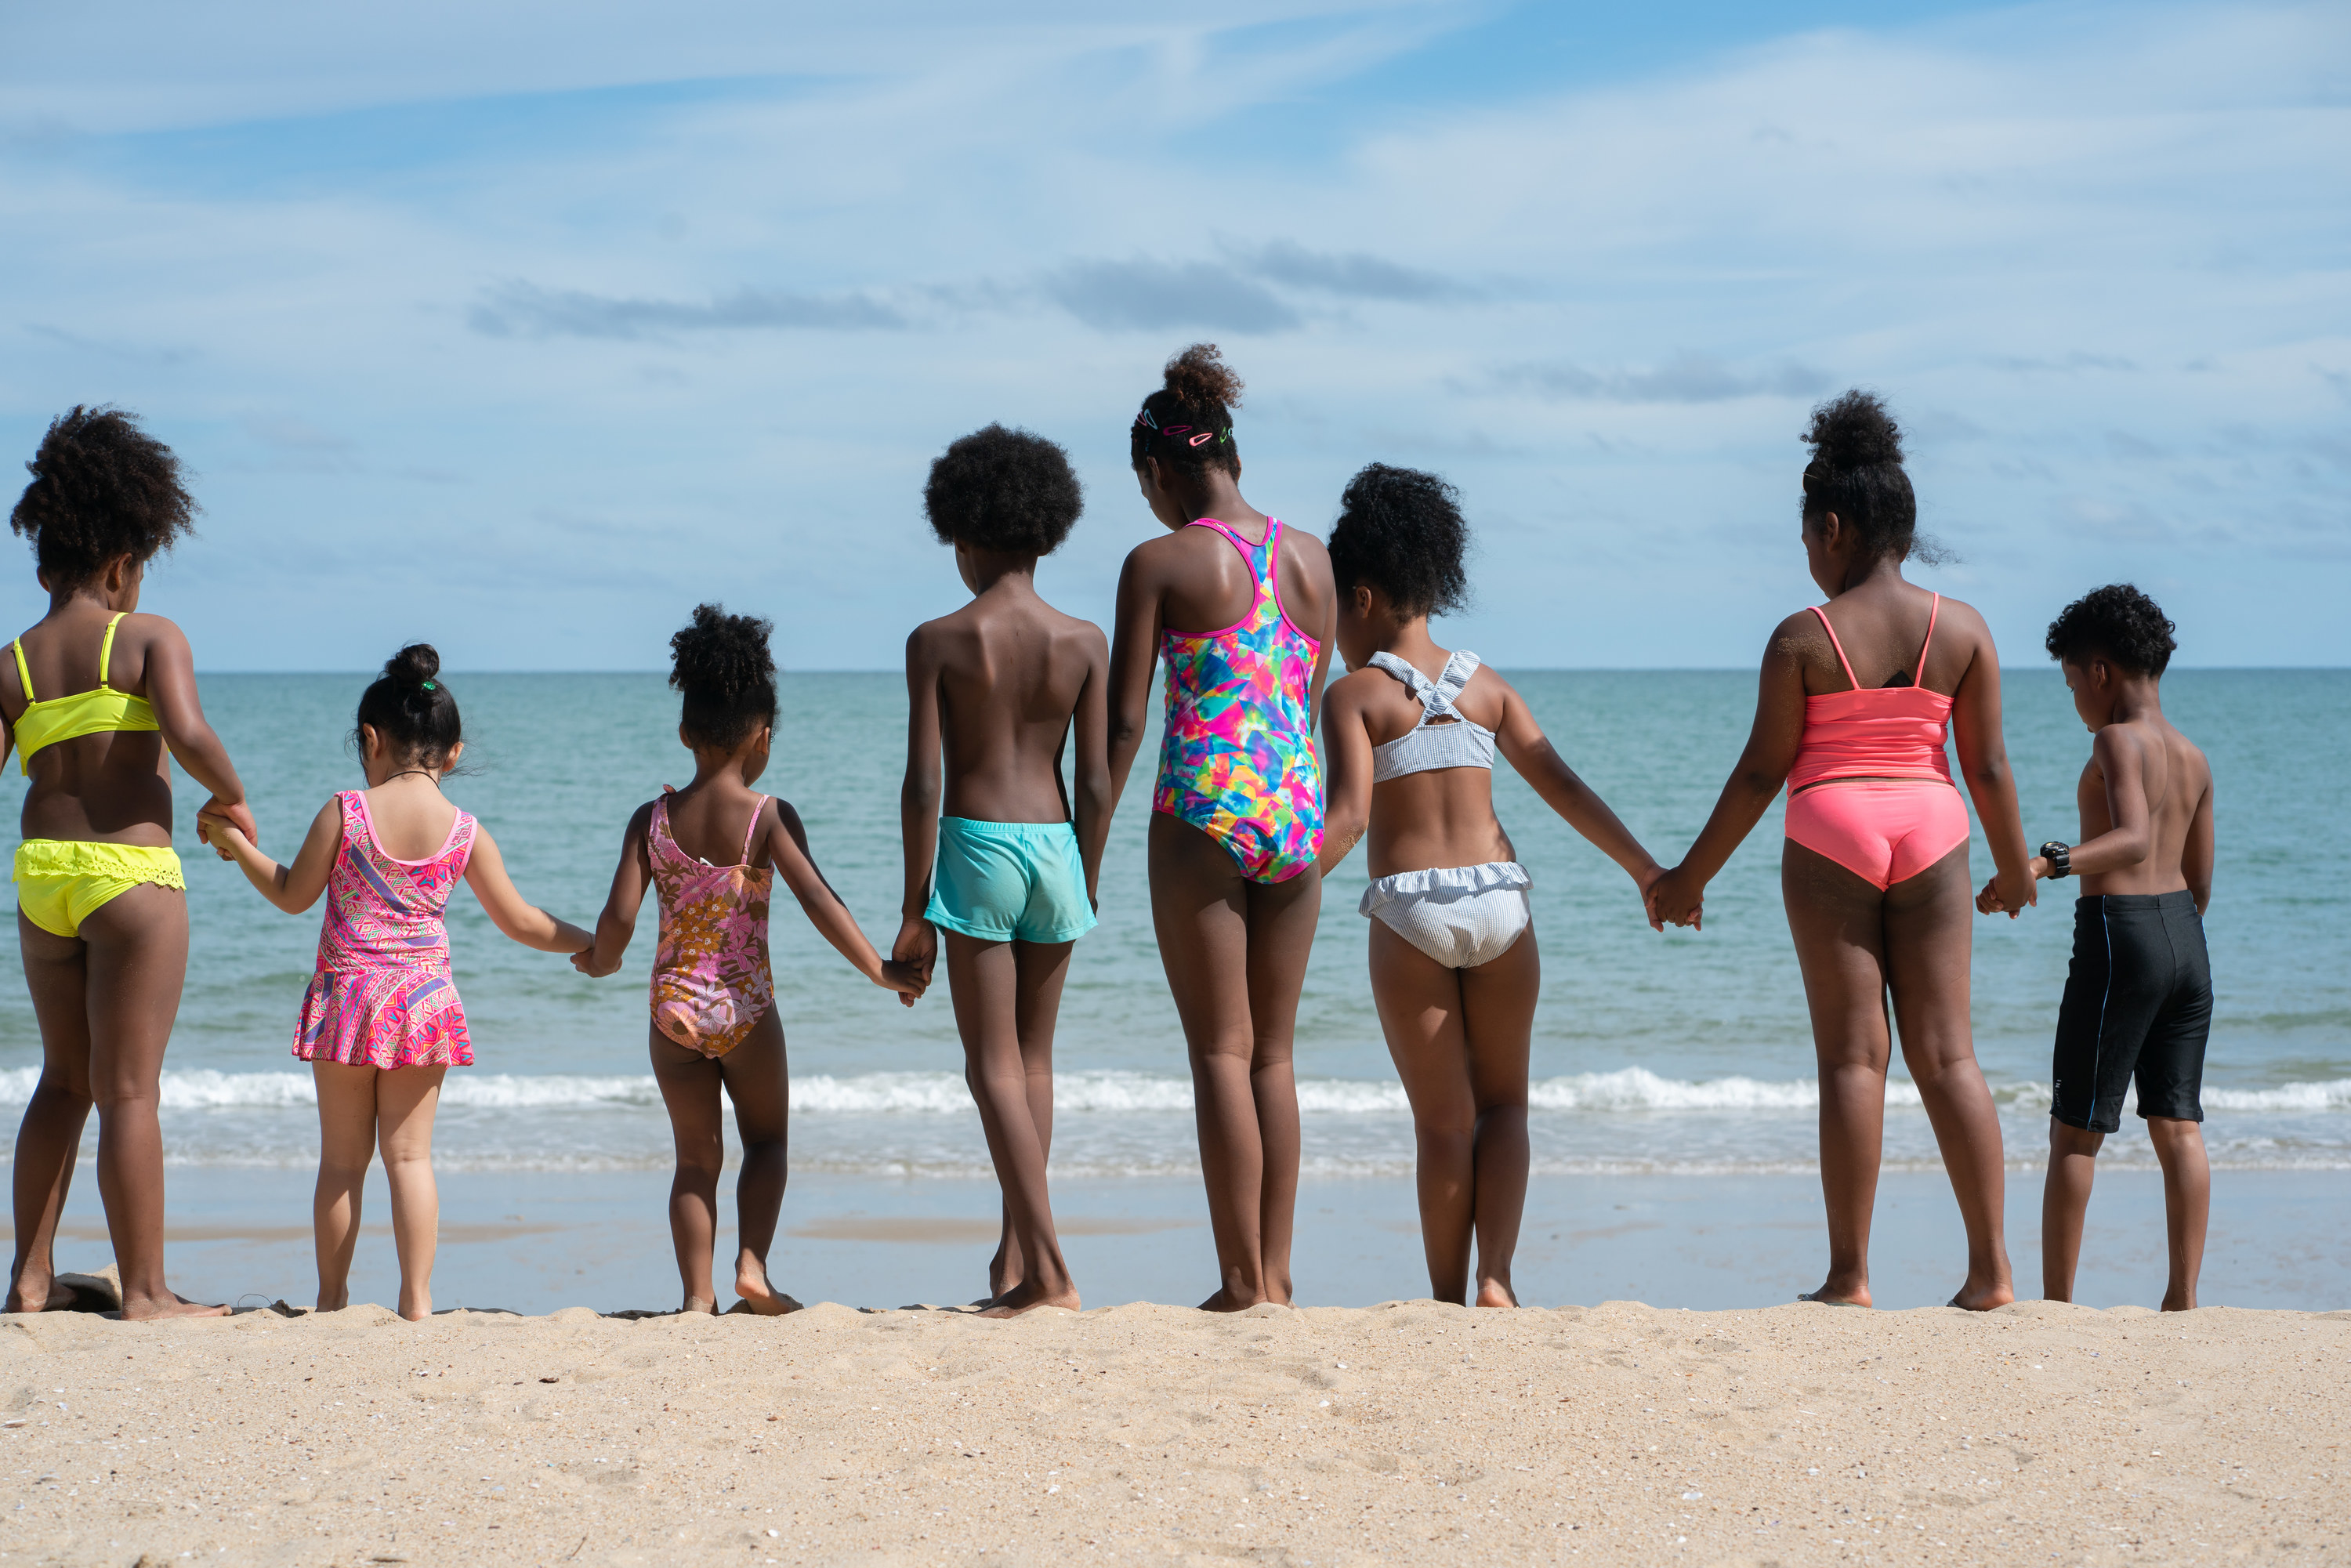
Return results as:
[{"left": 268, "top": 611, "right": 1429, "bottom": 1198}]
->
[
  {"left": 716, "top": 1012, "right": 799, "bottom": 1314},
  {"left": 2146, "top": 1116, "right": 2208, "bottom": 1311},
  {"left": 650, "top": 1028, "right": 725, "bottom": 1313},
  {"left": 1458, "top": 928, "right": 1537, "bottom": 1307},
  {"left": 373, "top": 1066, "right": 446, "bottom": 1320},
  {"left": 77, "top": 885, "right": 223, "bottom": 1320},
  {"left": 945, "top": 933, "right": 1078, "bottom": 1315},
  {"left": 1784, "top": 842, "right": 1894, "bottom": 1307},
  {"left": 1882, "top": 845, "right": 2013, "bottom": 1309},
  {"left": 2041, "top": 1118, "right": 2103, "bottom": 1302},
  {"left": 1149, "top": 814, "right": 1319, "bottom": 1311},
  {"left": 310, "top": 1063, "right": 382, "bottom": 1312},
  {"left": 1368, "top": 922, "right": 1476, "bottom": 1303},
  {"left": 986, "top": 942, "right": 1072, "bottom": 1304},
  {"left": 9, "top": 913, "right": 95, "bottom": 1313}
]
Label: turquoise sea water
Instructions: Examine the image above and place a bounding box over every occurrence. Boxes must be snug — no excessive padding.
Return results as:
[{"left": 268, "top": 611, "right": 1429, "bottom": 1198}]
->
[{"left": 5, "top": 668, "right": 2345, "bottom": 1190}]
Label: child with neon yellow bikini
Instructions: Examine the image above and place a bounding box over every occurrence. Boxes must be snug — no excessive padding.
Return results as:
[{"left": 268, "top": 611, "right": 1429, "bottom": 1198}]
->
[
  {"left": 578, "top": 605, "right": 926, "bottom": 1315},
  {"left": 1647, "top": 391, "right": 2033, "bottom": 1311},
  {"left": 1105, "top": 345, "right": 1335, "bottom": 1312},
  {"left": 1317, "top": 465, "right": 1665, "bottom": 1309},
  {"left": 201, "top": 646, "right": 592, "bottom": 1320},
  {"left": 896, "top": 425, "right": 1108, "bottom": 1317},
  {"left": 3, "top": 407, "right": 252, "bottom": 1320}
]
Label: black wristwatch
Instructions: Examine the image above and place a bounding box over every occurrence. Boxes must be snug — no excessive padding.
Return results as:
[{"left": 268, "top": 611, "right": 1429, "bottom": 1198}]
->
[{"left": 2040, "top": 841, "right": 2073, "bottom": 879}]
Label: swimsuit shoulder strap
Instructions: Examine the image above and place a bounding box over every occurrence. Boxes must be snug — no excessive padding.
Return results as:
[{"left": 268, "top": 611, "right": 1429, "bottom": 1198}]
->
[
  {"left": 1917, "top": 592, "right": 1943, "bottom": 670},
  {"left": 1431, "top": 650, "right": 1482, "bottom": 715},
  {"left": 10, "top": 639, "right": 31, "bottom": 704},
  {"left": 1367, "top": 651, "right": 1436, "bottom": 714},
  {"left": 1807, "top": 605, "right": 1861, "bottom": 691},
  {"left": 740, "top": 795, "right": 768, "bottom": 864},
  {"left": 99, "top": 612, "right": 125, "bottom": 687}
]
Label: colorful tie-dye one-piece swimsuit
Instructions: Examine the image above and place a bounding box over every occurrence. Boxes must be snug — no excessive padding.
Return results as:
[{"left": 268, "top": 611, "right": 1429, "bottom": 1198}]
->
[
  {"left": 1151, "top": 516, "right": 1324, "bottom": 883},
  {"left": 293, "top": 791, "right": 476, "bottom": 1070}
]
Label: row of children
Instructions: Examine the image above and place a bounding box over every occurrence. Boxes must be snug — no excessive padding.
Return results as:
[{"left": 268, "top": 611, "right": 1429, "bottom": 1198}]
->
[{"left": 3, "top": 346, "right": 2215, "bottom": 1323}]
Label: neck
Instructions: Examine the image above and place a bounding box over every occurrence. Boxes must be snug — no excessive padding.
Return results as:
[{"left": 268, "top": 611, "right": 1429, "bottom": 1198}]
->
[
  {"left": 2104, "top": 678, "right": 2164, "bottom": 726},
  {"left": 1837, "top": 552, "right": 1907, "bottom": 596},
  {"left": 1170, "top": 470, "right": 1258, "bottom": 528},
  {"left": 49, "top": 585, "right": 125, "bottom": 616},
  {"left": 1367, "top": 617, "right": 1444, "bottom": 664},
  {"left": 964, "top": 551, "right": 1040, "bottom": 597},
  {"left": 687, "top": 755, "right": 751, "bottom": 790}
]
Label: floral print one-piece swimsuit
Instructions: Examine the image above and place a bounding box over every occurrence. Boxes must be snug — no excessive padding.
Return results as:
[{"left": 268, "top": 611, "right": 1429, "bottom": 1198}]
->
[
  {"left": 648, "top": 794, "right": 775, "bottom": 1058},
  {"left": 1151, "top": 516, "right": 1324, "bottom": 883}
]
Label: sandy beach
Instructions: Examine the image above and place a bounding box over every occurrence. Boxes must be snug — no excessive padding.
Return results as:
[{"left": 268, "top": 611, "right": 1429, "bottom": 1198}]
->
[{"left": 4, "top": 1293, "right": 2342, "bottom": 1566}]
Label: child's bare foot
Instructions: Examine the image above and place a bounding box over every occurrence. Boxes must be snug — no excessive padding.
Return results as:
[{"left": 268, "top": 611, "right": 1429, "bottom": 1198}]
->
[
  {"left": 5, "top": 1269, "right": 75, "bottom": 1313},
  {"left": 980, "top": 1279, "right": 1080, "bottom": 1318},
  {"left": 1474, "top": 1278, "right": 1520, "bottom": 1308},
  {"left": 734, "top": 1262, "right": 802, "bottom": 1316},
  {"left": 1947, "top": 1280, "right": 2016, "bottom": 1312},
  {"left": 397, "top": 1292, "right": 432, "bottom": 1323},
  {"left": 1798, "top": 1278, "right": 1872, "bottom": 1308},
  {"left": 118, "top": 1293, "right": 232, "bottom": 1321},
  {"left": 680, "top": 1295, "right": 718, "bottom": 1315},
  {"left": 1199, "top": 1287, "right": 1288, "bottom": 1313}
]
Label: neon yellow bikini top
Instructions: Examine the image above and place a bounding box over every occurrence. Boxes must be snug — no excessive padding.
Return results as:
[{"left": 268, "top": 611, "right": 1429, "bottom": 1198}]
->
[{"left": 9, "top": 613, "right": 160, "bottom": 774}]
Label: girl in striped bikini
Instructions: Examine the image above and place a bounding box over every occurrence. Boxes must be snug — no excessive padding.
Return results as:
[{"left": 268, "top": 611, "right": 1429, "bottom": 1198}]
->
[{"left": 1106, "top": 345, "right": 1336, "bottom": 1312}]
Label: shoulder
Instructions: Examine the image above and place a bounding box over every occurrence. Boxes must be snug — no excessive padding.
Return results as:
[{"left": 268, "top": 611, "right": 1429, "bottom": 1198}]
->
[
  {"left": 1461, "top": 661, "right": 1519, "bottom": 704},
  {"left": 625, "top": 798, "right": 660, "bottom": 834},
  {"left": 122, "top": 611, "right": 190, "bottom": 650},
  {"left": 1925, "top": 591, "right": 1991, "bottom": 637},
  {"left": 1277, "top": 520, "right": 1328, "bottom": 556},
  {"left": 1324, "top": 665, "right": 1383, "bottom": 713},
  {"left": 1766, "top": 608, "right": 1829, "bottom": 659},
  {"left": 1049, "top": 607, "right": 1110, "bottom": 658}
]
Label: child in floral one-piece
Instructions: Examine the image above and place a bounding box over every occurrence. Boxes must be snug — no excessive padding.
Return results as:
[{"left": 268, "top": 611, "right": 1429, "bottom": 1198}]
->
[
  {"left": 576, "top": 604, "right": 926, "bottom": 1315},
  {"left": 205, "top": 646, "right": 590, "bottom": 1320}
]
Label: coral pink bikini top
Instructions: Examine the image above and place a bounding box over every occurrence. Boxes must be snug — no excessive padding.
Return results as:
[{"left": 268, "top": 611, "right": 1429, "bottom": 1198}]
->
[{"left": 1788, "top": 593, "right": 1955, "bottom": 793}]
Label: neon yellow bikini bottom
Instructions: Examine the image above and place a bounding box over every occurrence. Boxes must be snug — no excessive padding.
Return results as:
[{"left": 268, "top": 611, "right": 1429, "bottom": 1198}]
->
[{"left": 12, "top": 840, "right": 185, "bottom": 938}]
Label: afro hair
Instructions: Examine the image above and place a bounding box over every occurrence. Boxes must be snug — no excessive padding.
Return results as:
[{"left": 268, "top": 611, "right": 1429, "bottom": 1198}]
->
[
  {"left": 1799, "top": 389, "right": 1918, "bottom": 563},
  {"left": 1130, "top": 343, "right": 1244, "bottom": 476},
  {"left": 923, "top": 424, "right": 1083, "bottom": 556},
  {"left": 670, "top": 603, "right": 778, "bottom": 749},
  {"left": 2045, "top": 583, "right": 2176, "bottom": 677},
  {"left": 1327, "top": 463, "right": 1471, "bottom": 619},
  {"left": 10, "top": 405, "right": 197, "bottom": 588}
]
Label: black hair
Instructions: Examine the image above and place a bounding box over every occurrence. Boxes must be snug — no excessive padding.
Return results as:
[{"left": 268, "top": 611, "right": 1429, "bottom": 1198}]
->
[
  {"left": 1326, "top": 463, "right": 1471, "bottom": 619},
  {"left": 670, "top": 603, "right": 777, "bottom": 750},
  {"left": 10, "top": 405, "right": 199, "bottom": 589},
  {"left": 1130, "top": 343, "right": 1242, "bottom": 477},
  {"left": 1799, "top": 389, "right": 1918, "bottom": 563},
  {"left": 923, "top": 424, "right": 1084, "bottom": 556},
  {"left": 2045, "top": 583, "right": 2176, "bottom": 677},
  {"left": 354, "top": 644, "right": 462, "bottom": 768}
]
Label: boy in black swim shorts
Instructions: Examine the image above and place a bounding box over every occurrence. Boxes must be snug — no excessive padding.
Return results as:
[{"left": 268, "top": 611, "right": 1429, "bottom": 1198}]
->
[{"left": 1978, "top": 585, "right": 2215, "bottom": 1310}]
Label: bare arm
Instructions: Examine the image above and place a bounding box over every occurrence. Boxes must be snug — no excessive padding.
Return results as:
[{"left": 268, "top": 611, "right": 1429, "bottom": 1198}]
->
[
  {"left": 1104, "top": 549, "right": 1164, "bottom": 817},
  {"left": 574, "top": 802, "right": 656, "bottom": 977},
  {"left": 2183, "top": 772, "right": 2215, "bottom": 916},
  {"left": 1646, "top": 623, "right": 1811, "bottom": 929},
  {"left": 1947, "top": 621, "right": 2036, "bottom": 919},
  {"left": 1070, "top": 624, "right": 1114, "bottom": 905},
  {"left": 1313, "top": 677, "right": 1375, "bottom": 878},
  {"left": 207, "top": 797, "right": 342, "bottom": 914},
  {"left": 1493, "top": 681, "right": 1665, "bottom": 925},
  {"left": 768, "top": 798, "right": 926, "bottom": 999},
  {"left": 2072, "top": 728, "right": 2155, "bottom": 877},
  {"left": 895, "top": 628, "right": 944, "bottom": 982},
  {"left": 142, "top": 616, "right": 255, "bottom": 846},
  {"left": 463, "top": 825, "right": 593, "bottom": 954}
]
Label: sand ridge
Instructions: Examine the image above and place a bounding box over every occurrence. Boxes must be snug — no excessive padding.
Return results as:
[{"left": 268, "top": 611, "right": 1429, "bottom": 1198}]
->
[{"left": 2, "top": 1298, "right": 2344, "bottom": 1565}]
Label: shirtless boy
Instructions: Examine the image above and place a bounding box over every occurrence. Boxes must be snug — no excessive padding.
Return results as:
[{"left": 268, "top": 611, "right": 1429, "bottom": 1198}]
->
[
  {"left": 1980, "top": 585, "right": 2215, "bottom": 1310},
  {"left": 897, "top": 424, "right": 1109, "bottom": 1316}
]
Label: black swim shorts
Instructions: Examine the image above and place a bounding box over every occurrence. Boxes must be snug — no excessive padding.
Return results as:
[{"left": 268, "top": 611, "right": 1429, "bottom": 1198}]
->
[{"left": 2051, "top": 890, "right": 2212, "bottom": 1135}]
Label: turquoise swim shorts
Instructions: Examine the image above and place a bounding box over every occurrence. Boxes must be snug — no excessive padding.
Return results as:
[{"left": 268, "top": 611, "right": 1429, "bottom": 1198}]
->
[{"left": 925, "top": 817, "right": 1097, "bottom": 945}]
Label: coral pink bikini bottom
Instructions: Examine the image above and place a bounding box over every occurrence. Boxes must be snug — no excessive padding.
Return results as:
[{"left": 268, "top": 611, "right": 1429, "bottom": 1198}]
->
[{"left": 1784, "top": 780, "right": 1970, "bottom": 890}]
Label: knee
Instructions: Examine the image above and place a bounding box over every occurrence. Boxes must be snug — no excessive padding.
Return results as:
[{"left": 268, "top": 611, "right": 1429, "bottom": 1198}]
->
[
  {"left": 89, "top": 1084, "right": 159, "bottom": 1118},
  {"left": 1473, "top": 1102, "right": 1528, "bottom": 1135},
  {"left": 672, "top": 1141, "right": 726, "bottom": 1181},
  {"left": 2049, "top": 1121, "right": 2103, "bottom": 1160},
  {"left": 737, "top": 1133, "right": 787, "bottom": 1163},
  {"left": 31, "top": 1076, "right": 92, "bottom": 1114}
]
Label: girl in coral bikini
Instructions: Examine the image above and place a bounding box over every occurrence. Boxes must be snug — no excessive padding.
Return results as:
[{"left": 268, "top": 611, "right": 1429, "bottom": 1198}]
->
[
  {"left": 1648, "top": 392, "right": 2035, "bottom": 1312},
  {"left": 577, "top": 605, "right": 925, "bottom": 1316}
]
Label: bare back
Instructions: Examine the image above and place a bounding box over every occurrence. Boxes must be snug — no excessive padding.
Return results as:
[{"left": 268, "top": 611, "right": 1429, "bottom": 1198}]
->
[
  {"left": 912, "top": 585, "right": 1106, "bottom": 823},
  {"left": 1141, "top": 515, "right": 1333, "bottom": 649},
  {"left": 1334, "top": 657, "right": 1515, "bottom": 877},
  {"left": 1, "top": 607, "right": 176, "bottom": 846},
  {"left": 2078, "top": 715, "right": 2212, "bottom": 900}
]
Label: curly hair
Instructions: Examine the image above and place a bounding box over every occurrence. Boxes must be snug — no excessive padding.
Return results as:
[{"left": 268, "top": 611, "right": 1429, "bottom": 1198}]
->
[
  {"left": 1799, "top": 389, "right": 1918, "bottom": 563},
  {"left": 10, "top": 406, "right": 198, "bottom": 588},
  {"left": 2045, "top": 584, "right": 2176, "bottom": 677},
  {"left": 1326, "top": 464, "right": 1470, "bottom": 619},
  {"left": 670, "top": 603, "right": 777, "bottom": 750},
  {"left": 923, "top": 425, "right": 1084, "bottom": 556},
  {"left": 1130, "top": 343, "right": 1243, "bottom": 478},
  {"left": 353, "top": 644, "right": 463, "bottom": 768}
]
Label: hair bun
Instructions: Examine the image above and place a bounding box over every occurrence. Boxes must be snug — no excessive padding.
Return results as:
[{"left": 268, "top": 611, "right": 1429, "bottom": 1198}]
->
[
  {"left": 1803, "top": 389, "right": 1904, "bottom": 472},
  {"left": 385, "top": 643, "right": 440, "bottom": 688},
  {"left": 1162, "top": 343, "right": 1244, "bottom": 412}
]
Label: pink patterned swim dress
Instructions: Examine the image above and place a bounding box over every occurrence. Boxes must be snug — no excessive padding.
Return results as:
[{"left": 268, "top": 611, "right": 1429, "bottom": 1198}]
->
[
  {"left": 1151, "top": 516, "right": 1324, "bottom": 883},
  {"left": 293, "top": 791, "right": 475, "bottom": 1070},
  {"left": 647, "top": 794, "right": 775, "bottom": 1059}
]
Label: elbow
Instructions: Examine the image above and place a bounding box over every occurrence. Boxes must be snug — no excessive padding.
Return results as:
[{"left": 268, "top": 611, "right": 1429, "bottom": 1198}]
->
[{"left": 1107, "top": 709, "right": 1146, "bottom": 750}]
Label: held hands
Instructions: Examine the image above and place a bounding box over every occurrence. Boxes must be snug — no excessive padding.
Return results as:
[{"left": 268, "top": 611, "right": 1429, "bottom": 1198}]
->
[
  {"left": 570, "top": 946, "right": 622, "bottom": 979},
  {"left": 1976, "top": 857, "right": 2047, "bottom": 918},
  {"left": 195, "top": 798, "right": 258, "bottom": 858},
  {"left": 1645, "top": 864, "right": 1705, "bottom": 931},
  {"left": 889, "top": 915, "right": 938, "bottom": 1009},
  {"left": 1633, "top": 863, "right": 1669, "bottom": 933}
]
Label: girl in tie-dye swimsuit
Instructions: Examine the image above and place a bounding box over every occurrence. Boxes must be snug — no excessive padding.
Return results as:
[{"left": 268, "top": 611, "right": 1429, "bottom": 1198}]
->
[
  {"left": 577, "top": 604, "right": 926, "bottom": 1316},
  {"left": 1107, "top": 344, "right": 1336, "bottom": 1312}
]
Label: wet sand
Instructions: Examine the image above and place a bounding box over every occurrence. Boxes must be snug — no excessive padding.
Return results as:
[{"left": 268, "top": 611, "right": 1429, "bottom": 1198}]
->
[{"left": 3, "top": 1294, "right": 2344, "bottom": 1566}]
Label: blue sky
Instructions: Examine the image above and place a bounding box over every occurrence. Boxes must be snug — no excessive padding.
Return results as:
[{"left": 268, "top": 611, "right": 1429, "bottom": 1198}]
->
[{"left": 2, "top": 1, "right": 2344, "bottom": 671}]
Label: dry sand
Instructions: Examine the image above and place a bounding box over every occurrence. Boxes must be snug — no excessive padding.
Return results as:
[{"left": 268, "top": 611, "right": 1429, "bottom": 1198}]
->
[{"left": 2, "top": 1292, "right": 2343, "bottom": 1566}]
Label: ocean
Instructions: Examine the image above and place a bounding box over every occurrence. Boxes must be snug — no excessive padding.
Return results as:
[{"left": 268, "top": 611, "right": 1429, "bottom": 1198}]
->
[{"left": 5, "top": 668, "right": 2346, "bottom": 1309}]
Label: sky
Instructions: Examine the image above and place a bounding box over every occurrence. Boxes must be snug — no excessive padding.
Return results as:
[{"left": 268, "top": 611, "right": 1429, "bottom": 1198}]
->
[{"left": 2, "top": 0, "right": 2344, "bottom": 672}]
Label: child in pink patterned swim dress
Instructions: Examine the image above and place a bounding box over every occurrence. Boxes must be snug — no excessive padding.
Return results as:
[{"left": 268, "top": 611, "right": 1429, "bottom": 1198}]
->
[
  {"left": 206, "top": 646, "right": 592, "bottom": 1320},
  {"left": 578, "top": 605, "right": 927, "bottom": 1316}
]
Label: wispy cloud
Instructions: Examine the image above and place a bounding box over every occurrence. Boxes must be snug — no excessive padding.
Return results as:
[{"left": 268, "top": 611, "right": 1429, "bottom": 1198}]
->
[
  {"left": 468, "top": 281, "right": 908, "bottom": 339},
  {"left": 1229, "top": 240, "right": 1476, "bottom": 303},
  {"left": 1984, "top": 353, "right": 2139, "bottom": 375},
  {"left": 1489, "top": 353, "right": 1829, "bottom": 404}
]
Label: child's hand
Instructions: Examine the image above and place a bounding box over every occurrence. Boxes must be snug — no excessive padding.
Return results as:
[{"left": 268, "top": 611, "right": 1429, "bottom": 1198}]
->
[
  {"left": 571, "top": 947, "right": 620, "bottom": 979},
  {"left": 1646, "top": 864, "right": 1704, "bottom": 931},
  {"left": 1990, "top": 860, "right": 2039, "bottom": 922},
  {"left": 893, "top": 915, "right": 938, "bottom": 990},
  {"left": 1976, "top": 875, "right": 2006, "bottom": 915},
  {"left": 196, "top": 796, "right": 257, "bottom": 851},
  {"left": 876, "top": 958, "right": 927, "bottom": 1004},
  {"left": 1634, "top": 863, "right": 1668, "bottom": 933},
  {"left": 195, "top": 807, "right": 252, "bottom": 862}
]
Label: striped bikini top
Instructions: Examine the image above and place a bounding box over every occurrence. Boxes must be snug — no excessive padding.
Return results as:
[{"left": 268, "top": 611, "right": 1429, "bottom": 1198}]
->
[
  {"left": 9, "top": 613, "right": 160, "bottom": 775},
  {"left": 1367, "top": 650, "right": 1497, "bottom": 782}
]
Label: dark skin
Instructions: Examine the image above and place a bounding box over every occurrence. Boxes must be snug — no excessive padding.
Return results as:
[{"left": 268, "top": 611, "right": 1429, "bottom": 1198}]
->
[
  {"left": 896, "top": 541, "right": 1110, "bottom": 1316},
  {"left": 1106, "top": 452, "right": 1335, "bottom": 1312},
  {"left": 576, "top": 720, "right": 926, "bottom": 1313},
  {"left": 1983, "top": 655, "right": 2213, "bottom": 1311},
  {"left": 1320, "top": 583, "right": 1665, "bottom": 1306},
  {"left": 0, "top": 554, "right": 253, "bottom": 1320},
  {"left": 1648, "top": 512, "right": 2034, "bottom": 1311}
]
